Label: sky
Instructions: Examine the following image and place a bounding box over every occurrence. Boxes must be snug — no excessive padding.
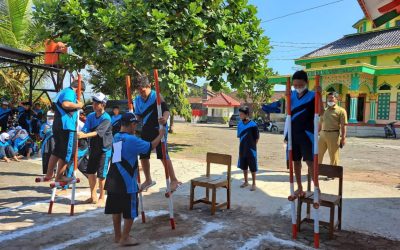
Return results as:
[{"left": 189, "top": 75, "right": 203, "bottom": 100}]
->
[{"left": 250, "top": 0, "right": 365, "bottom": 76}]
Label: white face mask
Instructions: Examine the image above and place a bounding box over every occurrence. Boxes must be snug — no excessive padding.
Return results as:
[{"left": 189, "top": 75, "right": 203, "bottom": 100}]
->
[
  {"left": 47, "top": 119, "right": 53, "bottom": 126},
  {"left": 295, "top": 87, "right": 306, "bottom": 94},
  {"left": 327, "top": 101, "right": 335, "bottom": 107}
]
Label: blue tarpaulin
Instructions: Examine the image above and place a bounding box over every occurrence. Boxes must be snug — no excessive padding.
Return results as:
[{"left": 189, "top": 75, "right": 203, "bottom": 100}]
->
[{"left": 262, "top": 101, "right": 281, "bottom": 114}]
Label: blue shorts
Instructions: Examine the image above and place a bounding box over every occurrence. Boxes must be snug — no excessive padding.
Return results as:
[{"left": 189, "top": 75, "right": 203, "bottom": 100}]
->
[
  {"left": 292, "top": 137, "right": 313, "bottom": 162},
  {"left": 87, "top": 149, "right": 111, "bottom": 178},
  {"left": 105, "top": 193, "right": 138, "bottom": 219},
  {"left": 238, "top": 155, "right": 258, "bottom": 172}
]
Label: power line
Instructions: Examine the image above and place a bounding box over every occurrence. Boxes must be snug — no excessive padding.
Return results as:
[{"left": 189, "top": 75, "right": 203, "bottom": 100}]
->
[
  {"left": 270, "top": 44, "right": 321, "bottom": 49},
  {"left": 270, "top": 41, "right": 328, "bottom": 45},
  {"left": 261, "top": 0, "right": 345, "bottom": 23}
]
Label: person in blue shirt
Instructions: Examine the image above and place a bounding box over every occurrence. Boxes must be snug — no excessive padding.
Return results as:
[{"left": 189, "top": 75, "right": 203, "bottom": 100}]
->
[
  {"left": 78, "top": 92, "right": 113, "bottom": 206},
  {"left": 286, "top": 70, "right": 324, "bottom": 199},
  {"left": 237, "top": 106, "right": 259, "bottom": 191},
  {"left": 43, "top": 81, "right": 85, "bottom": 182},
  {"left": 0, "top": 132, "right": 20, "bottom": 163},
  {"left": 111, "top": 106, "right": 122, "bottom": 135},
  {"left": 0, "top": 101, "right": 11, "bottom": 132},
  {"left": 40, "top": 111, "right": 55, "bottom": 174},
  {"left": 134, "top": 75, "right": 181, "bottom": 193},
  {"left": 105, "top": 112, "right": 165, "bottom": 246},
  {"left": 33, "top": 103, "right": 44, "bottom": 117},
  {"left": 18, "top": 102, "right": 34, "bottom": 134}
]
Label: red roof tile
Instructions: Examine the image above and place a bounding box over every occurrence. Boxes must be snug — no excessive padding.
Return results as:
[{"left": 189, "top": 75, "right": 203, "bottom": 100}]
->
[
  {"left": 188, "top": 97, "right": 202, "bottom": 104},
  {"left": 203, "top": 93, "right": 241, "bottom": 107}
]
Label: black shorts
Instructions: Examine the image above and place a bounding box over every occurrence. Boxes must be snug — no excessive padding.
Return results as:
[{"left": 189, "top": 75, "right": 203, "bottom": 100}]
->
[
  {"left": 238, "top": 155, "right": 258, "bottom": 172},
  {"left": 292, "top": 137, "right": 313, "bottom": 162},
  {"left": 139, "top": 131, "right": 168, "bottom": 160},
  {"left": 105, "top": 193, "right": 138, "bottom": 219},
  {"left": 86, "top": 149, "right": 111, "bottom": 178},
  {"left": 52, "top": 128, "right": 76, "bottom": 164}
]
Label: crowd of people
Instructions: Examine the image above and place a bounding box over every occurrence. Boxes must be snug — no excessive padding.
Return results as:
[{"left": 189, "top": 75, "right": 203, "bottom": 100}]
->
[{"left": 0, "top": 100, "right": 47, "bottom": 162}]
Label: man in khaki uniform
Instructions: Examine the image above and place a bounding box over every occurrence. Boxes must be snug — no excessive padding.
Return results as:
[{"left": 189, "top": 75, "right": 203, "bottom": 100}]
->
[{"left": 318, "top": 92, "right": 347, "bottom": 165}]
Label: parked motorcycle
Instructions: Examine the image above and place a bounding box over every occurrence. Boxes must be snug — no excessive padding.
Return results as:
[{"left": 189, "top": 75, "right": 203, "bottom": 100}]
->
[
  {"left": 255, "top": 118, "right": 279, "bottom": 133},
  {"left": 384, "top": 121, "right": 397, "bottom": 138}
]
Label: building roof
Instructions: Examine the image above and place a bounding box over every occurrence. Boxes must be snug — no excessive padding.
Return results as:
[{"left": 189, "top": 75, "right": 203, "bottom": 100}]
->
[
  {"left": 300, "top": 27, "right": 400, "bottom": 59},
  {"left": 0, "top": 44, "right": 40, "bottom": 60},
  {"left": 203, "top": 93, "right": 241, "bottom": 107},
  {"left": 188, "top": 97, "right": 202, "bottom": 104}
]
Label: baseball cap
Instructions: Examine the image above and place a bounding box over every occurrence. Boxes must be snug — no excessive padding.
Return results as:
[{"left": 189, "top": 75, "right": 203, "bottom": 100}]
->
[
  {"left": 121, "top": 112, "right": 139, "bottom": 123},
  {"left": 2, "top": 100, "right": 9, "bottom": 105},
  {"left": 16, "top": 126, "right": 22, "bottom": 130},
  {"left": 92, "top": 92, "right": 108, "bottom": 104}
]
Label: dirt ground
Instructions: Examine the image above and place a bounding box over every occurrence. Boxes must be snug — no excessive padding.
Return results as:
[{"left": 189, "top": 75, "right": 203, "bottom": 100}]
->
[
  {"left": 0, "top": 122, "right": 399, "bottom": 250},
  {"left": 168, "top": 122, "right": 400, "bottom": 187}
]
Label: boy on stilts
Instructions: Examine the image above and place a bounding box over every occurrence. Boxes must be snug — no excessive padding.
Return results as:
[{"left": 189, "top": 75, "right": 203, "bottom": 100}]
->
[
  {"left": 237, "top": 106, "right": 259, "bottom": 191},
  {"left": 104, "top": 113, "right": 165, "bottom": 246}
]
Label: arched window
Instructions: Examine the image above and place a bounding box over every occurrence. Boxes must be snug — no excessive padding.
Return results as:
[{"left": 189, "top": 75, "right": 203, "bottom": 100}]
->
[{"left": 379, "top": 83, "right": 391, "bottom": 91}]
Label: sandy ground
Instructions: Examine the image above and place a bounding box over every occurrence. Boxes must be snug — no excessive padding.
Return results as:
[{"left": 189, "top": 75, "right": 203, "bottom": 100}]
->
[{"left": 0, "top": 122, "right": 399, "bottom": 249}]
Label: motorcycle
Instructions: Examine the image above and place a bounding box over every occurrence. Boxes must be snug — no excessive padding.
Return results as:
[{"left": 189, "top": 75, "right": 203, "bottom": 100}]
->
[
  {"left": 384, "top": 121, "right": 397, "bottom": 138},
  {"left": 255, "top": 118, "right": 279, "bottom": 133}
]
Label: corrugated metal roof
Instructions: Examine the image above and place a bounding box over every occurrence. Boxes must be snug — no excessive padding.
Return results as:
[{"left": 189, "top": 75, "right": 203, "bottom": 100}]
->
[{"left": 300, "top": 27, "right": 400, "bottom": 59}]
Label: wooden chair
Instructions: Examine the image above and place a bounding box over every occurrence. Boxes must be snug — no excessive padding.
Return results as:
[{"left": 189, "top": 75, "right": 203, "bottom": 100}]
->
[
  {"left": 189, "top": 152, "right": 232, "bottom": 215},
  {"left": 297, "top": 164, "right": 343, "bottom": 239}
]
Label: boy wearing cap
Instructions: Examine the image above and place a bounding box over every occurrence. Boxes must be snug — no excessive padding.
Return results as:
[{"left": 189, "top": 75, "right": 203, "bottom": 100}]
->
[
  {"left": 0, "top": 101, "right": 11, "bottom": 132},
  {"left": 78, "top": 92, "right": 113, "bottom": 206},
  {"left": 134, "top": 75, "right": 181, "bottom": 192},
  {"left": 44, "top": 80, "right": 84, "bottom": 182},
  {"left": 105, "top": 112, "right": 165, "bottom": 246},
  {"left": 237, "top": 106, "right": 259, "bottom": 191}
]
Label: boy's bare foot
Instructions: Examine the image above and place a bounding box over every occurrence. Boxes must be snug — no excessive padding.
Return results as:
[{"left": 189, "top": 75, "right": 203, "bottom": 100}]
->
[
  {"left": 288, "top": 189, "right": 306, "bottom": 201},
  {"left": 170, "top": 181, "right": 182, "bottom": 192},
  {"left": 120, "top": 237, "right": 139, "bottom": 246},
  {"left": 5, "top": 159, "right": 11, "bottom": 163},
  {"left": 84, "top": 197, "right": 98, "bottom": 204},
  {"left": 55, "top": 176, "right": 73, "bottom": 183},
  {"left": 97, "top": 198, "right": 105, "bottom": 207},
  {"left": 240, "top": 182, "right": 249, "bottom": 188},
  {"left": 140, "top": 180, "right": 156, "bottom": 192},
  {"left": 250, "top": 184, "right": 256, "bottom": 191}
]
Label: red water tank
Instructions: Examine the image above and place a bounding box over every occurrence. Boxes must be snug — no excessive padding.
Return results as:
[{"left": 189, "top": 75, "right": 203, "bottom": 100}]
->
[{"left": 44, "top": 40, "right": 67, "bottom": 65}]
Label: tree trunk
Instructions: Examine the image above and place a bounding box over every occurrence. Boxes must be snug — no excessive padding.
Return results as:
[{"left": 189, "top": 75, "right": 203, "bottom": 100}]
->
[{"left": 169, "top": 114, "right": 174, "bottom": 133}]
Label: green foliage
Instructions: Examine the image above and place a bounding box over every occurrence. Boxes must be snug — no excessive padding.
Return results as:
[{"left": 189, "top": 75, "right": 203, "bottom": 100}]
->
[
  {"left": 222, "top": 116, "right": 229, "bottom": 124},
  {"left": 33, "top": 0, "right": 271, "bottom": 120},
  {"left": 0, "top": 0, "right": 47, "bottom": 103},
  {"left": 238, "top": 69, "right": 275, "bottom": 118}
]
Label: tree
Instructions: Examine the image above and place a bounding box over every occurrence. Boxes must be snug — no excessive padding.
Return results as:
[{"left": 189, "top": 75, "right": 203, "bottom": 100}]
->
[
  {"left": 237, "top": 69, "right": 275, "bottom": 118},
  {"left": 33, "top": 0, "right": 271, "bottom": 128},
  {"left": 0, "top": 0, "right": 48, "bottom": 104}
]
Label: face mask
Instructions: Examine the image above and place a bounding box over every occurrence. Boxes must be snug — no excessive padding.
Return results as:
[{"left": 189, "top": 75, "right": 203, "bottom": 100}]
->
[
  {"left": 327, "top": 102, "right": 335, "bottom": 107},
  {"left": 47, "top": 119, "right": 53, "bottom": 126},
  {"left": 295, "top": 87, "right": 306, "bottom": 94}
]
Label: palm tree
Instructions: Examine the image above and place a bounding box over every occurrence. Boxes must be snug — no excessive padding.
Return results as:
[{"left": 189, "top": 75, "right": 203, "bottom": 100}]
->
[
  {"left": 0, "top": 0, "right": 33, "bottom": 48},
  {"left": 0, "top": 0, "right": 44, "bottom": 103}
]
